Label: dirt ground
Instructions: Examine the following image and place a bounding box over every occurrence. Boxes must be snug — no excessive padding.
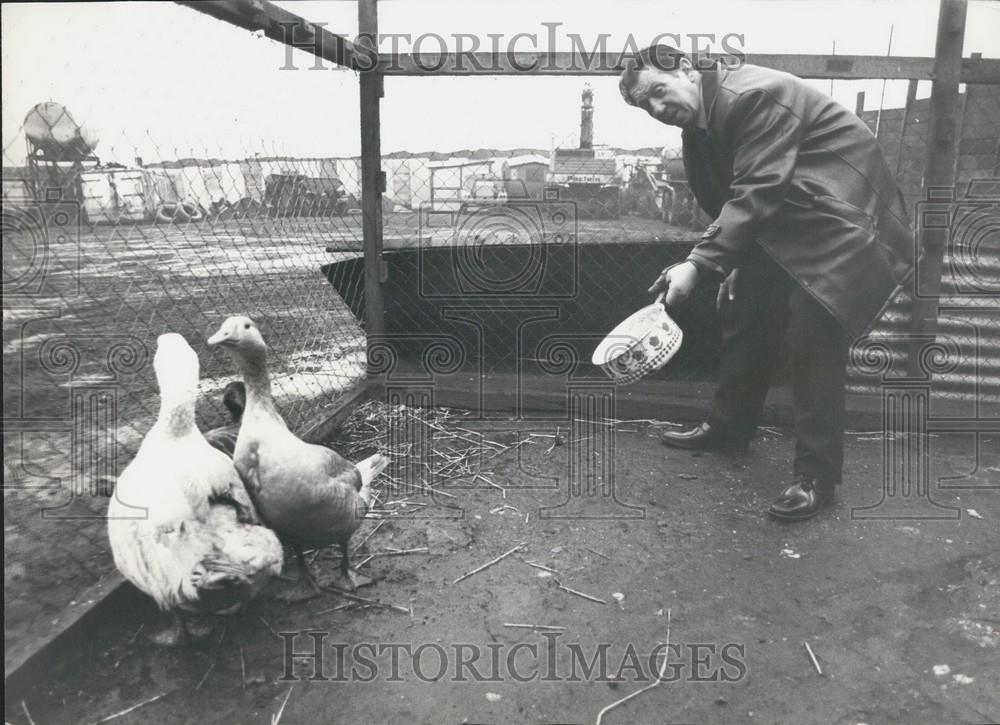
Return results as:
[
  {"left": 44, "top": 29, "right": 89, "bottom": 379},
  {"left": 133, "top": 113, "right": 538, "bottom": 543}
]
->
[{"left": 6, "top": 412, "right": 999, "bottom": 725}]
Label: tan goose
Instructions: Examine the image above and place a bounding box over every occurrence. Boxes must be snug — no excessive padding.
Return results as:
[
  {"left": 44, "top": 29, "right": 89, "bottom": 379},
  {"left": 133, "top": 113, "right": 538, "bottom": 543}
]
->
[
  {"left": 208, "top": 316, "right": 388, "bottom": 600},
  {"left": 107, "top": 334, "right": 282, "bottom": 644}
]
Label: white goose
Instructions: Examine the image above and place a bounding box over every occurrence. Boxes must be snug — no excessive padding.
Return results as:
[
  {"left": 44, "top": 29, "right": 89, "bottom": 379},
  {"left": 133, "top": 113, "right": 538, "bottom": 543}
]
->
[
  {"left": 107, "top": 333, "right": 283, "bottom": 644},
  {"left": 208, "top": 315, "right": 388, "bottom": 599}
]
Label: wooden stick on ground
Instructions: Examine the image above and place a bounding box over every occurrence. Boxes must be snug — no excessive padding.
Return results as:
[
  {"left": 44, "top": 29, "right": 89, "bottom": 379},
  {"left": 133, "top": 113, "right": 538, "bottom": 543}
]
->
[
  {"left": 313, "top": 602, "right": 354, "bottom": 616},
  {"left": 475, "top": 473, "right": 506, "bottom": 493},
  {"left": 524, "top": 561, "right": 559, "bottom": 574},
  {"left": 21, "top": 701, "right": 37, "bottom": 725},
  {"left": 554, "top": 579, "right": 607, "bottom": 605},
  {"left": 351, "top": 519, "right": 386, "bottom": 554},
  {"left": 411, "top": 481, "right": 459, "bottom": 499},
  {"left": 595, "top": 609, "right": 672, "bottom": 725},
  {"left": 804, "top": 641, "right": 823, "bottom": 676},
  {"left": 502, "top": 623, "right": 566, "bottom": 631},
  {"left": 258, "top": 615, "right": 280, "bottom": 639},
  {"left": 87, "top": 692, "right": 170, "bottom": 725},
  {"left": 320, "top": 585, "right": 412, "bottom": 614},
  {"left": 453, "top": 545, "right": 523, "bottom": 584},
  {"left": 195, "top": 662, "right": 216, "bottom": 691},
  {"left": 271, "top": 685, "right": 295, "bottom": 725},
  {"left": 381, "top": 546, "right": 430, "bottom": 555}
]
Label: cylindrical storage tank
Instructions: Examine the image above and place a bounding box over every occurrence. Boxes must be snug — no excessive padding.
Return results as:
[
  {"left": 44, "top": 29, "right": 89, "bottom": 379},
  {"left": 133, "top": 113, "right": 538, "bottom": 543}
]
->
[{"left": 24, "top": 102, "right": 99, "bottom": 159}]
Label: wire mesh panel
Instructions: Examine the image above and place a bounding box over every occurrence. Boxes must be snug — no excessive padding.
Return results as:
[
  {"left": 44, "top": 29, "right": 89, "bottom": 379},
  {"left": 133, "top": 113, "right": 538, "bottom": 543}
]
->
[
  {"left": 2, "top": 4, "right": 368, "bottom": 662},
  {"left": 343, "top": 74, "right": 720, "bottom": 404}
]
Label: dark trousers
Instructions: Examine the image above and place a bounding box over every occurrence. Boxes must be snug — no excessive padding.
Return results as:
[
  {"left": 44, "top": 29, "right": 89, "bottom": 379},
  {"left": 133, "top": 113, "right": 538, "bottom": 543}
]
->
[{"left": 706, "top": 247, "right": 849, "bottom": 485}]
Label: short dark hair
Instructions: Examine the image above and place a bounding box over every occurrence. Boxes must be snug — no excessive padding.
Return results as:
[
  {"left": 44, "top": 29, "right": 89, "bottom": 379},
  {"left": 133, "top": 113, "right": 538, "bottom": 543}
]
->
[{"left": 619, "top": 45, "right": 688, "bottom": 106}]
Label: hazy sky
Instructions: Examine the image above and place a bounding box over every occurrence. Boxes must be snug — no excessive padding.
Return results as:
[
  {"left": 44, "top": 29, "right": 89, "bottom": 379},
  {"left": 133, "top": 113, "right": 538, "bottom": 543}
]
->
[{"left": 2, "top": 1, "right": 998, "bottom": 166}]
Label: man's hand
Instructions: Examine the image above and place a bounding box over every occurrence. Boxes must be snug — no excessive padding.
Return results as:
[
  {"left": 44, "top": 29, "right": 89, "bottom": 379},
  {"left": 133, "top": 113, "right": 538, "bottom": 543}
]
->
[
  {"left": 716, "top": 268, "right": 739, "bottom": 312},
  {"left": 647, "top": 260, "right": 700, "bottom": 307}
]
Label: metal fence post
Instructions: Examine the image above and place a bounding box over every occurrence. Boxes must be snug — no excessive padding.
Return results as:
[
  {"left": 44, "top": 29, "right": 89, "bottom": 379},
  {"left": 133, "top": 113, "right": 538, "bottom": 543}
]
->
[
  {"left": 895, "top": 79, "right": 919, "bottom": 181},
  {"left": 907, "top": 0, "right": 967, "bottom": 377},
  {"left": 359, "top": 0, "right": 386, "bottom": 384}
]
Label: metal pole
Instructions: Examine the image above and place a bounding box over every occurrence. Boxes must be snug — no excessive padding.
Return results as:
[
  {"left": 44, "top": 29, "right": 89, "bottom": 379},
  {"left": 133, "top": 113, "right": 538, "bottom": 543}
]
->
[
  {"left": 359, "top": 0, "right": 385, "bottom": 374},
  {"left": 895, "top": 79, "right": 919, "bottom": 181},
  {"left": 907, "top": 0, "right": 967, "bottom": 377},
  {"left": 873, "top": 24, "right": 895, "bottom": 138}
]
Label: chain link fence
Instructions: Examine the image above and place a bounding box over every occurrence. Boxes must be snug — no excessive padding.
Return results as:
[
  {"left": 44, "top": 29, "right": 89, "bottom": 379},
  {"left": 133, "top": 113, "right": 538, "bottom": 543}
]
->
[{"left": 2, "top": 4, "right": 370, "bottom": 664}]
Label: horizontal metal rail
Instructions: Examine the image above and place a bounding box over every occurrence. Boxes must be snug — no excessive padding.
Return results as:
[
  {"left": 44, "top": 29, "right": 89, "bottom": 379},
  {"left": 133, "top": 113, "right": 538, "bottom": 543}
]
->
[
  {"left": 376, "top": 53, "right": 1000, "bottom": 82},
  {"left": 175, "top": 3, "right": 999, "bottom": 83},
  {"left": 176, "top": 0, "right": 366, "bottom": 70}
]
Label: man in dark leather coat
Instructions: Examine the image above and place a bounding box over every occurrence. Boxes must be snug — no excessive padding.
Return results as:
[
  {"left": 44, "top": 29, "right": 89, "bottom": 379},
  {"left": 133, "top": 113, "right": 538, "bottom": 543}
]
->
[{"left": 620, "top": 45, "right": 914, "bottom": 520}]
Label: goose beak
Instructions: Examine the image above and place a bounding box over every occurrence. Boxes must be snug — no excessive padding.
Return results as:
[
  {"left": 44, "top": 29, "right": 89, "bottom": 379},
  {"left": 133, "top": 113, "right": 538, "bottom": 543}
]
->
[{"left": 207, "top": 327, "right": 232, "bottom": 347}]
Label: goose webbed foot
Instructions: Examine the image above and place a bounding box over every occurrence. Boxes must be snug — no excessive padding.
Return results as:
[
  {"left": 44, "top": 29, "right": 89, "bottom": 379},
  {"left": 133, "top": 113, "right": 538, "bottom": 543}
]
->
[
  {"left": 325, "top": 542, "right": 374, "bottom": 592},
  {"left": 327, "top": 567, "right": 374, "bottom": 593},
  {"left": 275, "top": 548, "right": 323, "bottom": 602}
]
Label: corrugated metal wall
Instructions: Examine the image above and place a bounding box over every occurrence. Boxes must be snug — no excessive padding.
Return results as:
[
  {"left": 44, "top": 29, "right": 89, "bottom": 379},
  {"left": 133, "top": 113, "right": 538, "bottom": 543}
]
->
[{"left": 850, "top": 86, "right": 1000, "bottom": 403}]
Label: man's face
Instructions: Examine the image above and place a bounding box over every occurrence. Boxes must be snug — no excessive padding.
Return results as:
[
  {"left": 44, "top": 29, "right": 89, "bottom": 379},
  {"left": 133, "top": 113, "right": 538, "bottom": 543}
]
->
[{"left": 628, "top": 61, "right": 701, "bottom": 128}]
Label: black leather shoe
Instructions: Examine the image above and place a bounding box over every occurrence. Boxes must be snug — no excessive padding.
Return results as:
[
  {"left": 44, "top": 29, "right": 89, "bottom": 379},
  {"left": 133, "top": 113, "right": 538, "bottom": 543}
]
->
[
  {"left": 660, "top": 422, "right": 750, "bottom": 451},
  {"left": 768, "top": 478, "right": 834, "bottom": 521}
]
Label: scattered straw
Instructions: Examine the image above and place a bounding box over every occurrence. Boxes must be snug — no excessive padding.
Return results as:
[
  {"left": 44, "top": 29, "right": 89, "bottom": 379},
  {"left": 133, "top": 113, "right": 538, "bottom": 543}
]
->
[
  {"left": 595, "top": 609, "right": 672, "bottom": 725},
  {"left": 351, "top": 520, "right": 386, "bottom": 554},
  {"left": 333, "top": 402, "right": 508, "bottom": 511},
  {"left": 87, "top": 692, "right": 170, "bottom": 725},
  {"left": 21, "top": 701, "right": 37, "bottom": 725},
  {"left": 258, "top": 615, "right": 279, "bottom": 639},
  {"left": 195, "top": 662, "right": 215, "bottom": 691},
  {"left": 320, "top": 585, "right": 412, "bottom": 614},
  {"left": 804, "top": 641, "right": 823, "bottom": 676},
  {"left": 240, "top": 647, "right": 247, "bottom": 689},
  {"left": 554, "top": 579, "right": 607, "bottom": 605},
  {"left": 379, "top": 546, "right": 430, "bottom": 556},
  {"left": 454, "top": 545, "right": 523, "bottom": 584},
  {"left": 313, "top": 602, "right": 354, "bottom": 616},
  {"left": 271, "top": 685, "right": 295, "bottom": 725},
  {"left": 524, "top": 561, "right": 559, "bottom": 574}
]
